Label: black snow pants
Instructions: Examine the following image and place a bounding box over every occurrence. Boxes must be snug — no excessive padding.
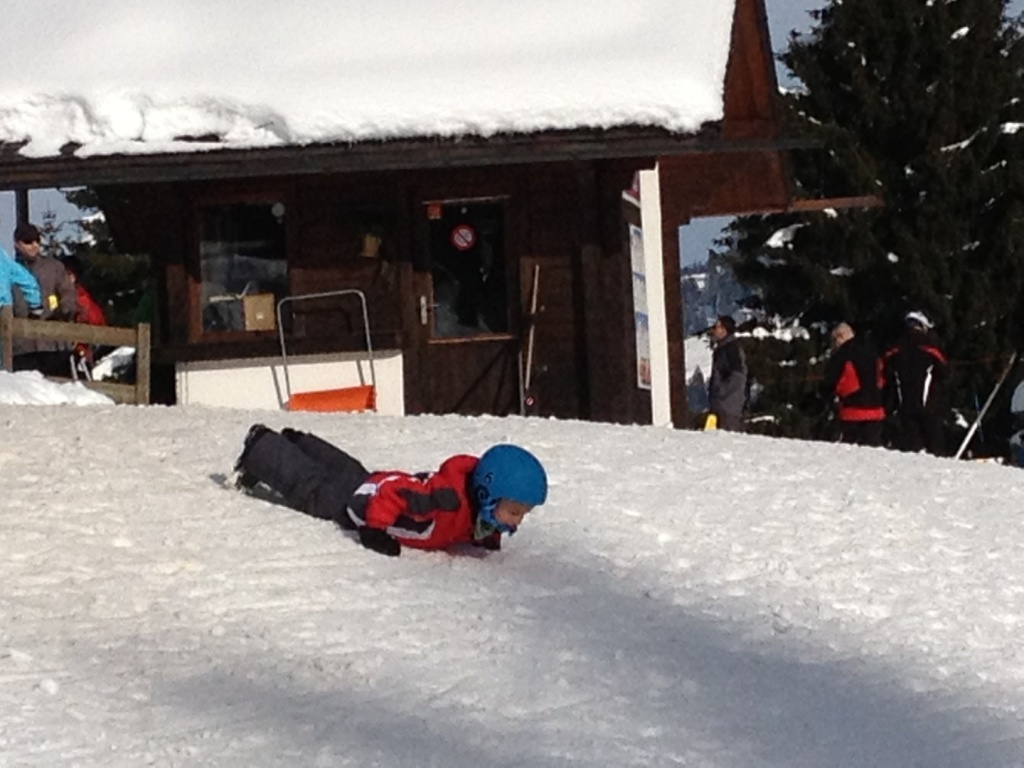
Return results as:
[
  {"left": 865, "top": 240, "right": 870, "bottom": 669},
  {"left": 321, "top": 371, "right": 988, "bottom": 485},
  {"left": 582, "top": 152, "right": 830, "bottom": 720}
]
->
[
  {"left": 896, "top": 412, "right": 945, "bottom": 456},
  {"left": 238, "top": 428, "right": 370, "bottom": 527}
]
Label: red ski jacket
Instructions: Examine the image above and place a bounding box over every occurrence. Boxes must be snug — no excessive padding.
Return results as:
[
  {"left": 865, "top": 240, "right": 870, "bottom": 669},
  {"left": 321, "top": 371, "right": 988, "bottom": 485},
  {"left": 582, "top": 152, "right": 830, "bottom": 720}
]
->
[
  {"left": 346, "top": 454, "right": 499, "bottom": 551},
  {"left": 823, "top": 338, "right": 886, "bottom": 422},
  {"left": 75, "top": 284, "right": 106, "bottom": 326}
]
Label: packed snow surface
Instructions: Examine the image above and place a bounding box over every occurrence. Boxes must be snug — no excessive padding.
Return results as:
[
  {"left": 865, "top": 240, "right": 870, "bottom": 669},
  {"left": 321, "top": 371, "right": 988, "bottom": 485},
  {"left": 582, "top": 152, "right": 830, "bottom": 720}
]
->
[
  {"left": 3, "top": 371, "right": 1024, "bottom": 766},
  {"left": 0, "top": 0, "right": 736, "bottom": 158}
]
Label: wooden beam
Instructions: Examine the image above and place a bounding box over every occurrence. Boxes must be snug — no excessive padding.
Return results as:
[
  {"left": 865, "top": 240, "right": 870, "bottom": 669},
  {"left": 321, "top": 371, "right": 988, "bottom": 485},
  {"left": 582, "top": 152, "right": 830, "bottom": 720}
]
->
[
  {"left": 134, "top": 321, "right": 151, "bottom": 406},
  {"left": 661, "top": 211, "right": 689, "bottom": 428},
  {"left": 81, "top": 379, "right": 143, "bottom": 404},
  {"left": 14, "top": 189, "right": 28, "bottom": 224},
  {"left": 787, "top": 195, "right": 885, "bottom": 212},
  {"left": 1, "top": 306, "right": 12, "bottom": 370},
  {"left": 6, "top": 316, "right": 146, "bottom": 346},
  {"left": 149, "top": 331, "right": 403, "bottom": 364},
  {"left": 0, "top": 308, "right": 153, "bottom": 404},
  {"left": 0, "top": 131, "right": 823, "bottom": 189},
  {"left": 713, "top": 194, "right": 885, "bottom": 217},
  {"left": 723, "top": 0, "right": 782, "bottom": 130},
  {"left": 574, "top": 161, "right": 601, "bottom": 421}
]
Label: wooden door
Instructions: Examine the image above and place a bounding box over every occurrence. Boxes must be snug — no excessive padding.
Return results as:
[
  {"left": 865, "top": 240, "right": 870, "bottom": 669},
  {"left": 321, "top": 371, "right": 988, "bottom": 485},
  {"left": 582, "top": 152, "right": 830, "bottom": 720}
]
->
[{"left": 408, "top": 198, "right": 521, "bottom": 415}]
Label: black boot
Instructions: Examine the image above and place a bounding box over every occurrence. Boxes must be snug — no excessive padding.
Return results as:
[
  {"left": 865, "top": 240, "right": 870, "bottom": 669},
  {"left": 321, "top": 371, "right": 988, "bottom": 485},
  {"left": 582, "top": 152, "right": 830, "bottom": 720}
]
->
[
  {"left": 235, "top": 428, "right": 357, "bottom": 522},
  {"left": 234, "top": 424, "right": 273, "bottom": 490}
]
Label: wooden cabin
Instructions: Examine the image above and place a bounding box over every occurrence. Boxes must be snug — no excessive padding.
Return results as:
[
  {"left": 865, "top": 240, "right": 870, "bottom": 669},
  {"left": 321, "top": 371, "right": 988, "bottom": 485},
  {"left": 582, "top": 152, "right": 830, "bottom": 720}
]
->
[{"left": 0, "top": 0, "right": 797, "bottom": 425}]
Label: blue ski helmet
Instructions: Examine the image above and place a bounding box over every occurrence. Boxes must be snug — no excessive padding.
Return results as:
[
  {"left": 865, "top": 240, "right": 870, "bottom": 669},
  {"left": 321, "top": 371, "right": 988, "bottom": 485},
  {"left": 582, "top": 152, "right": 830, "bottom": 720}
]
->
[{"left": 472, "top": 444, "right": 547, "bottom": 533}]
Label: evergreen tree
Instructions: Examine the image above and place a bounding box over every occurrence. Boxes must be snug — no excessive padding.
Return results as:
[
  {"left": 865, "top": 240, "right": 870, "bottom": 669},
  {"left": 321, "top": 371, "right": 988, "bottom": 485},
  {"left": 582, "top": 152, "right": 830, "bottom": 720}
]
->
[
  {"left": 57, "top": 188, "right": 152, "bottom": 327},
  {"left": 728, "top": 0, "right": 1024, "bottom": 453}
]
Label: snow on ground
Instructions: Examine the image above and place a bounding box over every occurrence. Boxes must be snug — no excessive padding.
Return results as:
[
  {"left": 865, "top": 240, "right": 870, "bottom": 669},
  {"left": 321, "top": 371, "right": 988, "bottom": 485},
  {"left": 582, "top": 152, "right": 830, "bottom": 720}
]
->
[
  {"left": 4, "top": 371, "right": 1024, "bottom": 766},
  {"left": 0, "top": 369, "right": 112, "bottom": 406},
  {"left": 686, "top": 334, "right": 713, "bottom": 381}
]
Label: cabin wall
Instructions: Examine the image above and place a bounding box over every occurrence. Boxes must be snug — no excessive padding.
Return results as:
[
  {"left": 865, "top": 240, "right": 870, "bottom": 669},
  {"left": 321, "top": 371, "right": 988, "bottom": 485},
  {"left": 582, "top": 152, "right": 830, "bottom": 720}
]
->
[
  {"left": 176, "top": 350, "right": 404, "bottom": 413},
  {"left": 98, "top": 149, "right": 789, "bottom": 427},
  {"left": 99, "top": 159, "right": 654, "bottom": 423}
]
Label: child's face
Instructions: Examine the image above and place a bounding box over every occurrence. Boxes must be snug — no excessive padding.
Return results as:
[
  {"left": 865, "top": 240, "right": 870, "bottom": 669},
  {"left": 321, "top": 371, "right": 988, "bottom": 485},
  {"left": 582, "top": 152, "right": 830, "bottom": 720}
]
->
[{"left": 493, "top": 499, "right": 532, "bottom": 529}]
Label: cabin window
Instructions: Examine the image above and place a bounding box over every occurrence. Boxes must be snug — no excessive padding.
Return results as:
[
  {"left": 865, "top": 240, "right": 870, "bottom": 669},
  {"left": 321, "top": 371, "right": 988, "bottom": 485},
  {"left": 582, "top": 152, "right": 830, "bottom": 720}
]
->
[
  {"left": 427, "top": 201, "right": 507, "bottom": 339},
  {"left": 199, "top": 202, "right": 288, "bottom": 333}
]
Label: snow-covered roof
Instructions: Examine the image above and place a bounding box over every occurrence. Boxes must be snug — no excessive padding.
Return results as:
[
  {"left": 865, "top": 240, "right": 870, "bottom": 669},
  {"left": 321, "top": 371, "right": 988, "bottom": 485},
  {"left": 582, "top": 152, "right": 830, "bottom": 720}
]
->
[{"left": 0, "top": 1, "right": 738, "bottom": 159}]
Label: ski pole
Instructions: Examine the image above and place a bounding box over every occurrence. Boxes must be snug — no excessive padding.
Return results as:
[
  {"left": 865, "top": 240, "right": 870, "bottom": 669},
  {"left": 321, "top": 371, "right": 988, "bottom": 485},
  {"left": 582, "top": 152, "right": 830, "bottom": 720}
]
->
[{"left": 954, "top": 352, "right": 1018, "bottom": 460}]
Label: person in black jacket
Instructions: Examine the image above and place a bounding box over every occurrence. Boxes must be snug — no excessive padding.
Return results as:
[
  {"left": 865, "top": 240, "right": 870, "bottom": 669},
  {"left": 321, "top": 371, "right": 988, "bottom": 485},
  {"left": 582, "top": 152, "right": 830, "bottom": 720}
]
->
[
  {"left": 708, "top": 315, "right": 747, "bottom": 432},
  {"left": 821, "top": 323, "right": 886, "bottom": 446},
  {"left": 883, "top": 311, "right": 950, "bottom": 455}
]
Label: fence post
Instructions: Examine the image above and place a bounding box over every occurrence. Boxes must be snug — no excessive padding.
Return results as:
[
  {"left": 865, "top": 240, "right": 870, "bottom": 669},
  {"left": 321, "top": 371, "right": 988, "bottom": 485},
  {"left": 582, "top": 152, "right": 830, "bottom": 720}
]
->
[
  {"left": 135, "top": 322, "right": 151, "bottom": 405},
  {"left": 1, "top": 305, "right": 12, "bottom": 372}
]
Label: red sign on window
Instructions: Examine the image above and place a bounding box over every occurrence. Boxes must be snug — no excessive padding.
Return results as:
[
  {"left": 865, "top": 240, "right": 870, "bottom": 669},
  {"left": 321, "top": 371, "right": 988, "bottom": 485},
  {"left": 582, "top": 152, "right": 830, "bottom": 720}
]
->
[{"left": 450, "top": 224, "right": 477, "bottom": 251}]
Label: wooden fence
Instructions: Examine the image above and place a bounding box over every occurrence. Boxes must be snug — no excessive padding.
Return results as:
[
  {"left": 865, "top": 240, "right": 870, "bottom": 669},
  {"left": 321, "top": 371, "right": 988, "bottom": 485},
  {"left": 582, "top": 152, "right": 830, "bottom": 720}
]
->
[{"left": 0, "top": 305, "right": 151, "bottom": 405}]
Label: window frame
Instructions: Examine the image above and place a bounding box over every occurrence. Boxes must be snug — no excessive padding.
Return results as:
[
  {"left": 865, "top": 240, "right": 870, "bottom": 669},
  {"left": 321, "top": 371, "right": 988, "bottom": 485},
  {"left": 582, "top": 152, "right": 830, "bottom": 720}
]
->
[
  {"left": 422, "top": 195, "right": 516, "bottom": 344},
  {"left": 189, "top": 187, "right": 295, "bottom": 343}
]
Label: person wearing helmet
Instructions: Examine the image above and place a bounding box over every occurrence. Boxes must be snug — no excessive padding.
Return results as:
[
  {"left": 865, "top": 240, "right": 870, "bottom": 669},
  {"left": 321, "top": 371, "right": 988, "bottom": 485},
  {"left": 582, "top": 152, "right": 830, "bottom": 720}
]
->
[
  {"left": 883, "top": 311, "right": 950, "bottom": 455},
  {"left": 233, "top": 424, "right": 547, "bottom": 556}
]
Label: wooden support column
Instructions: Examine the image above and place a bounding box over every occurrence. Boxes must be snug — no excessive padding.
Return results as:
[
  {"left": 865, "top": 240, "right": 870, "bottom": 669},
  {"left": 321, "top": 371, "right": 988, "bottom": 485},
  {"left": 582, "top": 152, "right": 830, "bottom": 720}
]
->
[
  {"left": 1, "top": 305, "right": 13, "bottom": 371},
  {"left": 574, "top": 161, "right": 606, "bottom": 421},
  {"left": 639, "top": 167, "right": 672, "bottom": 427},
  {"left": 14, "top": 189, "right": 29, "bottom": 225},
  {"left": 661, "top": 206, "right": 690, "bottom": 428}
]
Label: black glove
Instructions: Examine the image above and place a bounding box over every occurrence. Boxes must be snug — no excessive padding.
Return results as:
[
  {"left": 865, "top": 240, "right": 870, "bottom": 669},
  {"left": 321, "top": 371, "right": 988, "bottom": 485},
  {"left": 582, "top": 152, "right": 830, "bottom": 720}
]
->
[
  {"left": 473, "top": 533, "right": 501, "bottom": 551},
  {"left": 358, "top": 527, "right": 401, "bottom": 557}
]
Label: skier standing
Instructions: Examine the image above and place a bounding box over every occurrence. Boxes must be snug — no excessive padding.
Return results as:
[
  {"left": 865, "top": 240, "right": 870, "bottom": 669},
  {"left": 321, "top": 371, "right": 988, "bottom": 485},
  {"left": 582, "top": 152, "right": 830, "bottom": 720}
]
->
[
  {"left": 708, "top": 315, "right": 747, "bottom": 432},
  {"left": 821, "top": 322, "right": 886, "bottom": 446},
  {"left": 884, "top": 311, "right": 949, "bottom": 455}
]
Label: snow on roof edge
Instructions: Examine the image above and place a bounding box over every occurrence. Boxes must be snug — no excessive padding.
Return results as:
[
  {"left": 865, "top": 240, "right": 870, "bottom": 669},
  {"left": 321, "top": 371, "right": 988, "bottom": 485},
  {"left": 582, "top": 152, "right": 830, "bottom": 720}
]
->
[{"left": 0, "top": 1, "right": 738, "bottom": 160}]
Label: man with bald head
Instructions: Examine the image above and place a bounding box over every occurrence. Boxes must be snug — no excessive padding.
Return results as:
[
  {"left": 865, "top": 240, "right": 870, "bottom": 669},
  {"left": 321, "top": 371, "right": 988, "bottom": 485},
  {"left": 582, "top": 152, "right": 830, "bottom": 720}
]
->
[{"left": 821, "top": 322, "right": 886, "bottom": 446}]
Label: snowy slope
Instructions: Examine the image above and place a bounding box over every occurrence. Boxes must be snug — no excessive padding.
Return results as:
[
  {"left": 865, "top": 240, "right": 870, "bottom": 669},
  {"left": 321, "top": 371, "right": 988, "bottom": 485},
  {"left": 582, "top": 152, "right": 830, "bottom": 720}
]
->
[{"left": 3, "top": 373, "right": 1024, "bottom": 766}]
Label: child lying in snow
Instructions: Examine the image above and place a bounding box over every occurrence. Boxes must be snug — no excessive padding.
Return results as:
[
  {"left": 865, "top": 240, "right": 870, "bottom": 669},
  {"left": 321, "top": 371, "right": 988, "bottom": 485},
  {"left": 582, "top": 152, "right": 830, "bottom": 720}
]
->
[{"left": 234, "top": 424, "right": 548, "bottom": 556}]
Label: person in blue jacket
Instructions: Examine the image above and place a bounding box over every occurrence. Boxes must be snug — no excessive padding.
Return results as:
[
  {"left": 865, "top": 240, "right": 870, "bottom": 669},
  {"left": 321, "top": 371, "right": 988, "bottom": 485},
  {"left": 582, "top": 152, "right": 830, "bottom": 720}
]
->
[
  {"left": 0, "top": 246, "right": 42, "bottom": 310},
  {"left": 0, "top": 246, "right": 43, "bottom": 366}
]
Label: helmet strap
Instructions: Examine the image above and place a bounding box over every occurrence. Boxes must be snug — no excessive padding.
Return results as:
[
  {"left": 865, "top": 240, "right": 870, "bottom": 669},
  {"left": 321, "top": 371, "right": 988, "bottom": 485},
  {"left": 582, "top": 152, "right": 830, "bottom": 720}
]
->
[{"left": 475, "top": 497, "right": 516, "bottom": 537}]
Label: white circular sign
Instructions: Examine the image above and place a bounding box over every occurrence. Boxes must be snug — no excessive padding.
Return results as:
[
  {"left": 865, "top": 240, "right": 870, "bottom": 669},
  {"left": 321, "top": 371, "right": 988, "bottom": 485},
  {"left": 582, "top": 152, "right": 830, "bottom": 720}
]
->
[{"left": 450, "top": 224, "right": 477, "bottom": 251}]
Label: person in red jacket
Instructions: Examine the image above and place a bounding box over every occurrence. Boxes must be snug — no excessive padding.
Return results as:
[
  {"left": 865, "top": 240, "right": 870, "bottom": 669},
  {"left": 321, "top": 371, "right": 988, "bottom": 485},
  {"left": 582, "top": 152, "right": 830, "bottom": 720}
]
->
[
  {"left": 233, "top": 424, "right": 548, "bottom": 556},
  {"left": 821, "top": 322, "right": 886, "bottom": 446},
  {"left": 62, "top": 256, "right": 106, "bottom": 326},
  {"left": 62, "top": 255, "right": 107, "bottom": 373}
]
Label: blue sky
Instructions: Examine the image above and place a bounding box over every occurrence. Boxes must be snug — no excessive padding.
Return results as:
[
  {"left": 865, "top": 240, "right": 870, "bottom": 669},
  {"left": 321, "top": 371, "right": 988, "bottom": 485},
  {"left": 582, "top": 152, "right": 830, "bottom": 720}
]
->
[{"left": 764, "top": 0, "right": 817, "bottom": 72}]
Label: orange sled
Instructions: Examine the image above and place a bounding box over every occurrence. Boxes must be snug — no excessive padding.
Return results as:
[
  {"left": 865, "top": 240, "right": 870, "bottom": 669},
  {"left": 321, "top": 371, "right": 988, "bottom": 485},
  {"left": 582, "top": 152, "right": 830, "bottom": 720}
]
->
[{"left": 276, "top": 289, "right": 377, "bottom": 413}]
